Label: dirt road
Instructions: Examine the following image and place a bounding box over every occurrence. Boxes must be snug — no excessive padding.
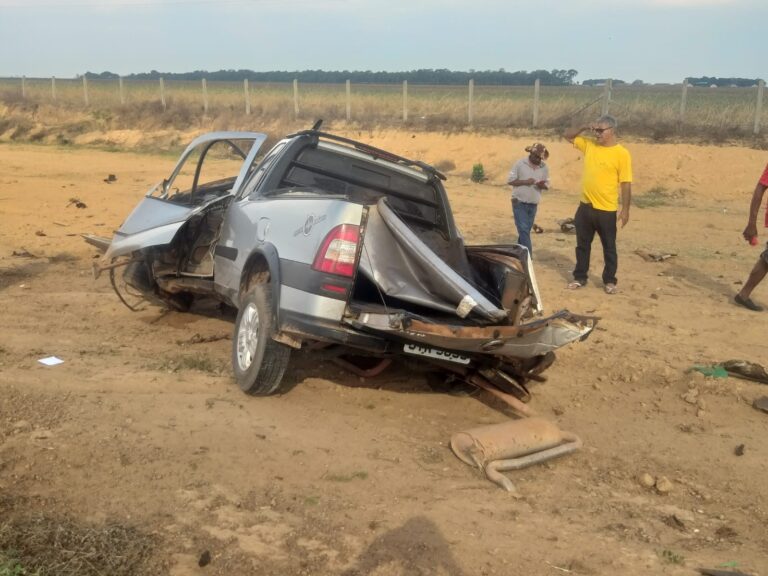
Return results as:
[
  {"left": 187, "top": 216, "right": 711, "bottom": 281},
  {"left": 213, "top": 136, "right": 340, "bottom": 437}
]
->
[{"left": 1, "top": 134, "right": 767, "bottom": 575}]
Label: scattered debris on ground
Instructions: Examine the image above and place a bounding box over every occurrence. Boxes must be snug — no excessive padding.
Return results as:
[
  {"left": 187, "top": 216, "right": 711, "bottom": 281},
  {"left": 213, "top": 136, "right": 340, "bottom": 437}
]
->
[{"left": 635, "top": 249, "right": 677, "bottom": 262}]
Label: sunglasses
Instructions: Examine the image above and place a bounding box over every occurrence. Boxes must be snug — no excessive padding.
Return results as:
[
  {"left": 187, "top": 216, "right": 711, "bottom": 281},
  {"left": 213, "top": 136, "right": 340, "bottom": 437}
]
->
[{"left": 593, "top": 127, "right": 612, "bottom": 134}]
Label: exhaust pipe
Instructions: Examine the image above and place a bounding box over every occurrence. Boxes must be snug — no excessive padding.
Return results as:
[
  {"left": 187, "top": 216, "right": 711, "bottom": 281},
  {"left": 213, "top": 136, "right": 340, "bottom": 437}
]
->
[{"left": 451, "top": 417, "right": 581, "bottom": 493}]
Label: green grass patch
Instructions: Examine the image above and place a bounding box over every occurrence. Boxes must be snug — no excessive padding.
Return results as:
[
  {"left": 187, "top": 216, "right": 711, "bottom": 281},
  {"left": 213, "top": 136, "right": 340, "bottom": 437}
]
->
[
  {"left": 324, "top": 470, "right": 369, "bottom": 482},
  {"left": 634, "top": 186, "right": 688, "bottom": 209},
  {"left": 151, "top": 354, "right": 224, "bottom": 375},
  {"left": 0, "top": 551, "right": 34, "bottom": 576},
  {"left": 658, "top": 548, "right": 685, "bottom": 565}
]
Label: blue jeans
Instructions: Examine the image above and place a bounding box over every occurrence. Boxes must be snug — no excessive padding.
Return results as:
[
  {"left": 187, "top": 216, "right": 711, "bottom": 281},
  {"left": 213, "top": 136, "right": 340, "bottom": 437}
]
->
[{"left": 512, "top": 199, "right": 538, "bottom": 257}]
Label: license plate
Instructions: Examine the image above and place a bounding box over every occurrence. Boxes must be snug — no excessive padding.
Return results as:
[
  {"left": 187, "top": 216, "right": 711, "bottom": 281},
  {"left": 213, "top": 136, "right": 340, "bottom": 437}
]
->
[{"left": 403, "top": 343, "right": 470, "bottom": 365}]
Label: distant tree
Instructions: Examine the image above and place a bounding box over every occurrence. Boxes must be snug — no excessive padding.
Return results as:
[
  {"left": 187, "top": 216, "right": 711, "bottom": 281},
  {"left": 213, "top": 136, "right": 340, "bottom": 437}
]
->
[
  {"left": 551, "top": 69, "right": 578, "bottom": 84},
  {"left": 686, "top": 76, "right": 760, "bottom": 87},
  {"left": 582, "top": 78, "right": 626, "bottom": 86},
  {"left": 84, "top": 71, "right": 119, "bottom": 79},
  {"left": 121, "top": 68, "right": 581, "bottom": 86}
]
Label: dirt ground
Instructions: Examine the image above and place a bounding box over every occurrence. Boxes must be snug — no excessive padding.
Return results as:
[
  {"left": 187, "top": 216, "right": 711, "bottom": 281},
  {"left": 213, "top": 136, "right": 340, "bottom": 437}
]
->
[{"left": 1, "top": 130, "right": 767, "bottom": 576}]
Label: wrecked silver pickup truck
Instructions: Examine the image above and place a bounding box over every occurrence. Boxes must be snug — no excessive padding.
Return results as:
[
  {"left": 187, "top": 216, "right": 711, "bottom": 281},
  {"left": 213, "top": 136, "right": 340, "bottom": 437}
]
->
[{"left": 87, "top": 124, "right": 594, "bottom": 401}]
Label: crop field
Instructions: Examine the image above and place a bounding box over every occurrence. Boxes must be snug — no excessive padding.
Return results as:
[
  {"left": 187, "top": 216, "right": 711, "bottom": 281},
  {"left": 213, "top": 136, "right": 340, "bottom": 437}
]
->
[{"left": 1, "top": 77, "right": 765, "bottom": 141}]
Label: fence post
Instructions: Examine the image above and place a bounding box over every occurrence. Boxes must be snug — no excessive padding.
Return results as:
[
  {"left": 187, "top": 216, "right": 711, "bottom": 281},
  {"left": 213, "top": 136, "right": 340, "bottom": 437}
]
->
[
  {"left": 468, "top": 79, "right": 474, "bottom": 126},
  {"left": 119, "top": 76, "right": 125, "bottom": 105},
  {"left": 755, "top": 79, "right": 765, "bottom": 135},
  {"left": 346, "top": 79, "right": 351, "bottom": 122},
  {"left": 159, "top": 77, "right": 166, "bottom": 111},
  {"left": 293, "top": 79, "right": 299, "bottom": 119},
  {"left": 532, "top": 78, "right": 540, "bottom": 128},
  {"left": 679, "top": 78, "right": 689, "bottom": 126},
  {"left": 244, "top": 79, "right": 250, "bottom": 115},
  {"left": 51, "top": 77, "right": 56, "bottom": 100},
  {"left": 21, "top": 76, "right": 26, "bottom": 99},
  {"left": 83, "top": 75, "right": 89, "bottom": 106},
  {"left": 601, "top": 79, "right": 612, "bottom": 115},
  {"left": 202, "top": 78, "right": 208, "bottom": 114},
  {"left": 403, "top": 80, "right": 408, "bottom": 122}
]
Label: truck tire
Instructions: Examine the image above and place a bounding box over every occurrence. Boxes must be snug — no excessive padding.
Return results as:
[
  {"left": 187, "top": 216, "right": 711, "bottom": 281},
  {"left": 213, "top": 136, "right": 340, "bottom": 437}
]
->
[{"left": 232, "top": 283, "right": 290, "bottom": 395}]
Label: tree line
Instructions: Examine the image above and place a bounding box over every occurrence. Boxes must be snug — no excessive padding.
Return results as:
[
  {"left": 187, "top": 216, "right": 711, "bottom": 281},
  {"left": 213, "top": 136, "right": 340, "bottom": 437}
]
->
[
  {"left": 686, "top": 76, "right": 762, "bottom": 88},
  {"left": 80, "top": 70, "right": 762, "bottom": 88},
  {"left": 83, "top": 68, "right": 579, "bottom": 86}
]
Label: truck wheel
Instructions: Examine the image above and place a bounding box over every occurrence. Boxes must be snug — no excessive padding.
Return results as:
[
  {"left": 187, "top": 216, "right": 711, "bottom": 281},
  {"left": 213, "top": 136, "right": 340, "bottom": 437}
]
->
[{"left": 232, "top": 283, "right": 290, "bottom": 395}]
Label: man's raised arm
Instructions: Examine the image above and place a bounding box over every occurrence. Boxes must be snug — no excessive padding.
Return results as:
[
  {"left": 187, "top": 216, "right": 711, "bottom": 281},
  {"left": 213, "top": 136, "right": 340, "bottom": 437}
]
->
[{"left": 564, "top": 125, "right": 590, "bottom": 143}]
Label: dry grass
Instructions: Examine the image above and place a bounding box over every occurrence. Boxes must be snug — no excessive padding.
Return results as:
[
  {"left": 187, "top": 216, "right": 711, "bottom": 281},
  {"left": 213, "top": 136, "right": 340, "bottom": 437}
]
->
[
  {"left": 0, "top": 505, "right": 161, "bottom": 576},
  {"left": 0, "top": 79, "right": 766, "bottom": 148}
]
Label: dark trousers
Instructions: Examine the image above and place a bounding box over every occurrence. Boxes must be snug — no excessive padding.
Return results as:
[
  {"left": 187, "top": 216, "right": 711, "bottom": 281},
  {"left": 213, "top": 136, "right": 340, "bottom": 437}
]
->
[{"left": 573, "top": 202, "right": 618, "bottom": 286}]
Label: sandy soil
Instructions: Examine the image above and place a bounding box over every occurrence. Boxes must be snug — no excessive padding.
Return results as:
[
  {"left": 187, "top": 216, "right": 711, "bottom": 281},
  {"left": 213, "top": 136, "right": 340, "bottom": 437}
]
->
[{"left": 1, "top": 131, "right": 767, "bottom": 576}]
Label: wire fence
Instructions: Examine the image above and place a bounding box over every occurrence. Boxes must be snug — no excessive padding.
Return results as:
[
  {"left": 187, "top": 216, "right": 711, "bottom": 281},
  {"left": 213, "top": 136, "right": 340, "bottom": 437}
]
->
[{"left": 1, "top": 76, "right": 765, "bottom": 138}]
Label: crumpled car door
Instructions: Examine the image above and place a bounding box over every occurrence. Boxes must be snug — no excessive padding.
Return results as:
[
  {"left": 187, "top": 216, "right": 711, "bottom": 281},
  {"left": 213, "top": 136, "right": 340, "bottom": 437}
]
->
[{"left": 102, "top": 132, "right": 267, "bottom": 261}]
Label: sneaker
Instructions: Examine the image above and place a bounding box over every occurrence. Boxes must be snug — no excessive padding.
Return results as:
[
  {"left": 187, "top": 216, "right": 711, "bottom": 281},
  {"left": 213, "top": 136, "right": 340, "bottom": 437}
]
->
[{"left": 735, "top": 293, "right": 763, "bottom": 311}]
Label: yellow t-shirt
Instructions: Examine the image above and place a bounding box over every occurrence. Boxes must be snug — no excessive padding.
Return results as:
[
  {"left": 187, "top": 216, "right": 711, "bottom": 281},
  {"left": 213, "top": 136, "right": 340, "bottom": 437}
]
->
[{"left": 573, "top": 136, "right": 633, "bottom": 211}]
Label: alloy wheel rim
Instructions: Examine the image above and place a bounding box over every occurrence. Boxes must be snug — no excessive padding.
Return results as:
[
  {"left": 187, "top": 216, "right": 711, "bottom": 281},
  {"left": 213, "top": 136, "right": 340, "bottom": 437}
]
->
[{"left": 237, "top": 303, "right": 260, "bottom": 371}]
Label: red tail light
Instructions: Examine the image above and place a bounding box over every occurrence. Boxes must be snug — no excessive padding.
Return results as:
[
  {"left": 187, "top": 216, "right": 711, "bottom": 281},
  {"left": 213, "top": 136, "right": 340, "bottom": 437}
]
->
[{"left": 312, "top": 224, "right": 360, "bottom": 277}]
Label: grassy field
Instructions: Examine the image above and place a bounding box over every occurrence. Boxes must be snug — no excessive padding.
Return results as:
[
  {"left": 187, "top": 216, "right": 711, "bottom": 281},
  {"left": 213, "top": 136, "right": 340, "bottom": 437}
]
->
[{"left": 1, "top": 77, "right": 766, "bottom": 143}]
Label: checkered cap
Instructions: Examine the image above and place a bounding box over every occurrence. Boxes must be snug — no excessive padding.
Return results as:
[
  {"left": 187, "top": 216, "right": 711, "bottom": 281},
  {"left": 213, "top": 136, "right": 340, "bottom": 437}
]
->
[{"left": 525, "top": 143, "right": 549, "bottom": 159}]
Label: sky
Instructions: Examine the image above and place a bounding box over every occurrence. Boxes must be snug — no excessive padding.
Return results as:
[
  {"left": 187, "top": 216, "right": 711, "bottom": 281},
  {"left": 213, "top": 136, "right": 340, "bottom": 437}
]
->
[{"left": 0, "top": 0, "right": 764, "bottom": 84}]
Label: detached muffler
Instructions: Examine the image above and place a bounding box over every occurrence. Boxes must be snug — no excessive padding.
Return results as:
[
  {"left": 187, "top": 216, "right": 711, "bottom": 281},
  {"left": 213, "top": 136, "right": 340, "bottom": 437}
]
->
[{"left": 450, "top": 417, "right": 581, "bottom": 493}]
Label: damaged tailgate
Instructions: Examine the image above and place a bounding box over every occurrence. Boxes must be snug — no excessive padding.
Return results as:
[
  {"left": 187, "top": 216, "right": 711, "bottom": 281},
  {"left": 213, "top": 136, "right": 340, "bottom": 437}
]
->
[
  {"left": 346, "top": 197, "right": 594, "bottom": 360},
  {"left": 347, "top": 309, "right": 594, "bottom": 359}
]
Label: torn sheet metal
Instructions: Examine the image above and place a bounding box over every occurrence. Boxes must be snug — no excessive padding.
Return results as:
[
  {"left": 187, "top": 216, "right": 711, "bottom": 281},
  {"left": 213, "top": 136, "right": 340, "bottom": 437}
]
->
[{"left": 358, "top": 198, "right": 508, "bottom": 323}]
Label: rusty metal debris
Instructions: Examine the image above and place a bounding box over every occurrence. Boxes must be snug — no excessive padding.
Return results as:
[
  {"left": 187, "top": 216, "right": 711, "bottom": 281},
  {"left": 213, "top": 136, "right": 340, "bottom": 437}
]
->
[
  {"left": 11, "top": 248, "right": 39, "bottom": 258},
  {"left": 451, "top": 417, "right": 582, "bottom": 493},
  {"left": 181, "top": 333, "right": 230, "bottom": 345},
  {"left": 721, "top": 360, "right": 768, "bottom": 384},
  {"left": 332, "top": 356, "right": 393, "bottom": 378},
  {"left": 697, "top": 568, "right": 754, "bottom": 576},
  {"left": 557, "top": 217, "right": 576, "bottom": 233},
  {"left": 635, "top": 249, "right": 677, "bottom": 262},
  {"left": 469, "top": 375, "right": 534, "bottom": 418}
]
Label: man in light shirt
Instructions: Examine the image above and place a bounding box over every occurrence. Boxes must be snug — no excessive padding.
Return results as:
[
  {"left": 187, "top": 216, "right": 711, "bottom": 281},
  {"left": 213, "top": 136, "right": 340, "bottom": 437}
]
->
[{"left": 507, "top": 143, "right": 550, "bottom": 258}]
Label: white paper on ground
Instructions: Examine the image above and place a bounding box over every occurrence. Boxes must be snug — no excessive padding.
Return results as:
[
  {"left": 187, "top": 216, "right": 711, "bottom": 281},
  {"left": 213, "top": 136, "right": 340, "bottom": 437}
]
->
[{"left": 38, "top": 356, "right": 64, "bottom": 366}]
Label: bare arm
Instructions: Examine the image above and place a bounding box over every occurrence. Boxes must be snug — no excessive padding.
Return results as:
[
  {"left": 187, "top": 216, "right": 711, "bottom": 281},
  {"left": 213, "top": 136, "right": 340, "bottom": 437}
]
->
[
  {"left": 743, "top": 181, "right": 768, "bottom": 241},
  {"left": 564, "top": 125, "right": 590, "bottom": 143},
  {"left": 509, "top": 177, "right": 536, "bottom": 187},
  {"left": 618, "top": 182, "right": 631, "bottom": 227}
]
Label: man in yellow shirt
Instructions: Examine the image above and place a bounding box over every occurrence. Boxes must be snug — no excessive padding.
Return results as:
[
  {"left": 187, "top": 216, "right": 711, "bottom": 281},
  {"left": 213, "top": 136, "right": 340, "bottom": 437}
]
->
[{"left": 563, "top": 115, "right": 632, "bottom": 294}]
